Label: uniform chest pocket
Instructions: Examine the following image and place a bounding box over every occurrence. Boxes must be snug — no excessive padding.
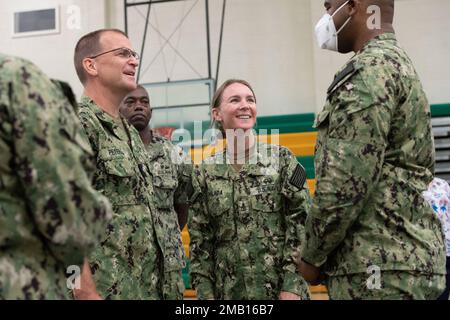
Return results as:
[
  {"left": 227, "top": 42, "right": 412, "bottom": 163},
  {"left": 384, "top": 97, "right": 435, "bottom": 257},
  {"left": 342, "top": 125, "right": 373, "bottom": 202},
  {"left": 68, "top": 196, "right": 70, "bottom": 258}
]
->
[
  {"left": 206, "top": 178, "right": 233, "bottom": 216},
  {"left": 99, "top": 151, "right": 139, "bottom": 205},
  {"left": 206, "top": 179, "right": 235, "bottom": 241},
  {"left": 152, "top": 174, "right": 178, "bottom": 208},
  {"left": 249, "top": 182, "right": 283, "bottom": 237},
  {"left": 103, "top": 157, "right": 136, "bottom": 177}
]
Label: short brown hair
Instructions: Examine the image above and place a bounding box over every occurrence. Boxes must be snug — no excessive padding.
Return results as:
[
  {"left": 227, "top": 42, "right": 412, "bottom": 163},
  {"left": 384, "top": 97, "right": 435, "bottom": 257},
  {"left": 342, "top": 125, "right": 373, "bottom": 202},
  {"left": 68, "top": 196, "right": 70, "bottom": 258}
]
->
[{"left": 74, "top": 29, "right": 127, "bottom": 84}]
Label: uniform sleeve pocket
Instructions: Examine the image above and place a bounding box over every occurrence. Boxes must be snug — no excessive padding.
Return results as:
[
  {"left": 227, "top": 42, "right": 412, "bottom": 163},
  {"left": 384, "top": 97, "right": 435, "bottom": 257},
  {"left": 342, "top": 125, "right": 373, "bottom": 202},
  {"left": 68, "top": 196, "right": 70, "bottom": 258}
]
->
[
  {"left": 313, "top": 109, "right": 330, "bottom": 129},
  {"left": 103, "top": 158, "right": 139, "bottom": 206}
]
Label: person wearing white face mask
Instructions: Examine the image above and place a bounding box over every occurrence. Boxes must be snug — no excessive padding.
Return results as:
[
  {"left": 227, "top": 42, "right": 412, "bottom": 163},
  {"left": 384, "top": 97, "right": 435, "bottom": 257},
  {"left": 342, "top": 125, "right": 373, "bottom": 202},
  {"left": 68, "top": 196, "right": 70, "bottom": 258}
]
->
[
  {"left": 314, "top": 0, "right": 352, "bottom": 52},
  {"left": 298, "top": 0, "right": 446, "bottom": 300}
]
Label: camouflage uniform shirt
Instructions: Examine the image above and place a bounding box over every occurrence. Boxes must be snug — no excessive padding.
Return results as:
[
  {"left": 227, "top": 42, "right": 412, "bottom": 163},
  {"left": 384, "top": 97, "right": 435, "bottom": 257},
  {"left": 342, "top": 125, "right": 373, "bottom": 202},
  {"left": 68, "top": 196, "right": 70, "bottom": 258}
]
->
[
  {"left": 302, "top": 33, "right": 446, "bottom": 277},
  {"left": 78, "top": 97, "right": 170, "bottom": 299},
  {"left": 0, "top": 54, "right": 111, "bottom": 299},
  {"left": 189, "top": 142, "right": 311, "bottom": 299},
  {"left": 145, "top": 133, "right": 191, "bottom": 298}
]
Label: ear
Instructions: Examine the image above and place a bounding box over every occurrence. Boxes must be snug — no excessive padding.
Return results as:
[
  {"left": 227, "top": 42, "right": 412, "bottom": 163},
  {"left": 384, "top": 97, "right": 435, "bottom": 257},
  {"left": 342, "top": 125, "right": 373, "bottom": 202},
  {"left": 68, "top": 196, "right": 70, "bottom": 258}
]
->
[
  {"left": 83, "top": 58, "right": 98, "bottom": 77},
  {"left": 212, "top": 108, "right": 222, "bottom": 122},
  {"left": 348, "top": 0, "right": 359, "bottom": 16}
]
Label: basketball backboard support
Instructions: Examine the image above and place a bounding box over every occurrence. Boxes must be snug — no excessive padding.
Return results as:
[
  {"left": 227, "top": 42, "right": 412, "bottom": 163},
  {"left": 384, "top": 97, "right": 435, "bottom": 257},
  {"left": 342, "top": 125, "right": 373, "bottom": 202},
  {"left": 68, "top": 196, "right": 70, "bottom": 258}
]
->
[{"left": 141, "top": 77, "right": 214, "bottom": 130}]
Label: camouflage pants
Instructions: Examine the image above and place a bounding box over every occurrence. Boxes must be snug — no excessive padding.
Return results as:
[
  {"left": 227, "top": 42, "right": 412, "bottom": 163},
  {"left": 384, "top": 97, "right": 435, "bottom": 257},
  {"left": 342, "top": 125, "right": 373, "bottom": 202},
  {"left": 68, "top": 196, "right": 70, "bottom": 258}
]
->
[
  {"left": 327, "top": 271, "right": 445, "bottom": 300},
  {"left": 91, "top": 252, "right": 163, "bottom": 300},
  {"left": 162, "top": 270, "right": 185, "bottom": 300}
]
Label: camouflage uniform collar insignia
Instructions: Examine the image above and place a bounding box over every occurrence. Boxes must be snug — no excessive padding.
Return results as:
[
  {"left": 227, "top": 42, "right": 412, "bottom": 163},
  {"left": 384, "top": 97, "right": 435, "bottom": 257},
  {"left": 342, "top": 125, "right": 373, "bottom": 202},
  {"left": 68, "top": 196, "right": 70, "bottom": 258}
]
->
[
  {"left": 81, "top": 96, "right": 114, "bottom": 123},
  {"left": 240, "top": 150, "right": 272, "bottom": 176},
  {"left": 246, "top": 165, "right": 273, "bottom": 176},
  {"left": 81, "top": 96, "right": 123, "bottom": 139},
  {"left": 327, "top": 61, "right": 357, "bottom": 96},
  {"left": 256, "top": 147, "right": 271, "bottom": 167},
  {"left": 150, "top": 131, "right": 165, "bottom": 143},
  {"left": 153, "top": 131, "right": 172, "bottom": 141},
  {"left": 223, "top": 142, "right": 260, "bottom": 161},
  {"left": 146, "top": 140, "right": 165, "bottom": 161},
  {"left": 245, "top": 153, "right": 269, "bottom": 171},
  {"left": 80, "top": 95, "right": 93, "bottom": 108}
]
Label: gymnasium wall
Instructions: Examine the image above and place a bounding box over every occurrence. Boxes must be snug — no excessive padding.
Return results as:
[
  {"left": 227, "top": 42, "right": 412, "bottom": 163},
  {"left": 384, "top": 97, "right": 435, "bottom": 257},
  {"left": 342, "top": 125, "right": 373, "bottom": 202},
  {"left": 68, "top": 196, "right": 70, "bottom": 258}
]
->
[{"left": 0, "top": 0, "right": 448, "bottom": 117}]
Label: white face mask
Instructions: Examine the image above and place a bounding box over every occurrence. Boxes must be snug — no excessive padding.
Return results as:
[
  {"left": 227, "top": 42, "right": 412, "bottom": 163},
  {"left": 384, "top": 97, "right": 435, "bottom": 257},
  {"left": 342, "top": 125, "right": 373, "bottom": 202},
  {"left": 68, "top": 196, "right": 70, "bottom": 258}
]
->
[{"left": 315, "top": 0, "right": 352, "bottom": 52}]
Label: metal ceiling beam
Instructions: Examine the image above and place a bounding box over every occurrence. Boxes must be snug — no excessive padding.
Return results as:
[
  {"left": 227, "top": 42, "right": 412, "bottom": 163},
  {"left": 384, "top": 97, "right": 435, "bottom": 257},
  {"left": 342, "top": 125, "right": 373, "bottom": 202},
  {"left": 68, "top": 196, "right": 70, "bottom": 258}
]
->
[{"left": 124, "top": 0, "right": 227, "bottom": 102}]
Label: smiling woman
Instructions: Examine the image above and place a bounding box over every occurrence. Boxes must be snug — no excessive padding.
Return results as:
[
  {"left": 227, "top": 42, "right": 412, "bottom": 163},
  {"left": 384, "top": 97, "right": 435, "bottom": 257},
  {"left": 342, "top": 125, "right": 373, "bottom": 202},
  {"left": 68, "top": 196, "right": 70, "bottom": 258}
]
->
[
  {"left": 212, "top": 80, "right": 257, "bottom": 132},
  {"left": 188, "top": 79, "right": 312, "bottom": 300}
]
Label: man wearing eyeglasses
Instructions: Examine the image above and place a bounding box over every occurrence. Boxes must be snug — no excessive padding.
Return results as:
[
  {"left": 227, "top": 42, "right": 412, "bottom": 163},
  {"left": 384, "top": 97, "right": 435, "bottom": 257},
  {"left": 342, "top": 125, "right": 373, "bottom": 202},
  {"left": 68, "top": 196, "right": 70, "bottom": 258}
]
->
[{"left": 72, "top": 29, "right": 169, "bottom": 300}]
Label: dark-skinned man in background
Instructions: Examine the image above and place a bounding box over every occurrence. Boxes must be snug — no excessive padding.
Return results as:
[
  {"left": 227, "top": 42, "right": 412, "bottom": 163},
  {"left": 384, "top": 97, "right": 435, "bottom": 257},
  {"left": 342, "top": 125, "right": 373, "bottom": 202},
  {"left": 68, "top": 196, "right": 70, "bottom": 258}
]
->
[{"left": 120, "top": 85, "right": 192, "bottom": 299}]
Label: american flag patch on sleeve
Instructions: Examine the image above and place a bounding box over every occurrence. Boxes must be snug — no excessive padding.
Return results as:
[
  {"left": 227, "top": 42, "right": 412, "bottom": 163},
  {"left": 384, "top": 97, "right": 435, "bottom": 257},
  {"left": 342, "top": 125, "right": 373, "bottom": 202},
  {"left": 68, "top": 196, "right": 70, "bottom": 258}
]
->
[{"left": 289, "top": 164, "right": 306, "bottom": 189}]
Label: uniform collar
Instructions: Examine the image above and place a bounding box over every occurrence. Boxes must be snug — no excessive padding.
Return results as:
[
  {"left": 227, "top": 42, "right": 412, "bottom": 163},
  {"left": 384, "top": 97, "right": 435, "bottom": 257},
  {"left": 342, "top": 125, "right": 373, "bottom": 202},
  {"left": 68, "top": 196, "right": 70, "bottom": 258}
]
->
[
  {"left": 206, "top": 142, "right": 272, "bottom": 177},
  {"left": 80, "top": 96, "right": 126, "bottom": 140},
  {"left": 359, "top": 32, "right": 397, "bottom": 53},
  {"left": 145, "top": 132, "right": 166, "bottom": 161}
]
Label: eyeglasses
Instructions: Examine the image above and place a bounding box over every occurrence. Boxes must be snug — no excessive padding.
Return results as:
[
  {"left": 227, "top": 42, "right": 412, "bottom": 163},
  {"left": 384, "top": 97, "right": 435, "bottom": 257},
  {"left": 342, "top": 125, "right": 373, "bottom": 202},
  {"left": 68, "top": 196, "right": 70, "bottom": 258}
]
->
[{"left": 88, "top": 47, "right": 140, "bottom": 60}]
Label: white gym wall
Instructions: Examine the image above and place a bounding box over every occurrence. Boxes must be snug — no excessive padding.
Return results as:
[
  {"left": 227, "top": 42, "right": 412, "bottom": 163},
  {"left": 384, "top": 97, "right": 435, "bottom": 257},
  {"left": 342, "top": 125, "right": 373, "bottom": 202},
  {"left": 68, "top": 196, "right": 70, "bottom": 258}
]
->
[{"left": 1, "top": 0, "right": 449, "bottom": 117}]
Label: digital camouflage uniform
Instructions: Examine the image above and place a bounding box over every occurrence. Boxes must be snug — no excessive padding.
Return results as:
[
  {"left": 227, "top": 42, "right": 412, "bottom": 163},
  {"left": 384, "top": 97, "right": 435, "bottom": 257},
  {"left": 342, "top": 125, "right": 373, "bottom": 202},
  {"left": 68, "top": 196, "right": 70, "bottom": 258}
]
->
[
  {"left": 189, "top": 142, "right": 311, "bottom": 300},
  {"left": 0, "top": 54, "right": 112, "bottom": 299},
  {"left": 301, "top": 33, "right": 446, "bottom": 299},
  {"left": 78, "top": 97, "right": 185, "bottom": 299},
  {"left": 145, "top": 133, "right": 192, "bottom": 300}
]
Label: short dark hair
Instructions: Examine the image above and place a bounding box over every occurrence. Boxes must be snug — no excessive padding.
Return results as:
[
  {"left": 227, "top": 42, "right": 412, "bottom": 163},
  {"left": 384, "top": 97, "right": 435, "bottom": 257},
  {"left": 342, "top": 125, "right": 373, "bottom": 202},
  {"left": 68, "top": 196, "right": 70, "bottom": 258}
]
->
[{"left": 74, "top": 29, "right": 127, "bottom": 84}]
